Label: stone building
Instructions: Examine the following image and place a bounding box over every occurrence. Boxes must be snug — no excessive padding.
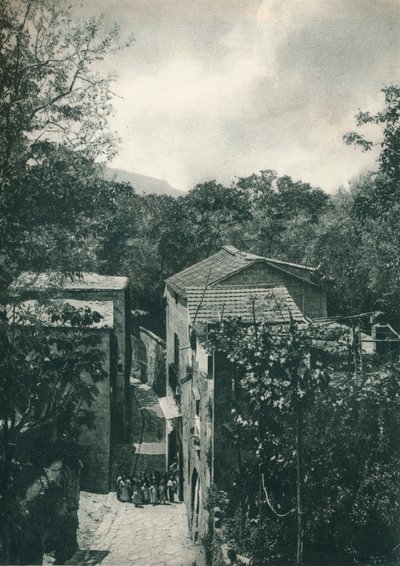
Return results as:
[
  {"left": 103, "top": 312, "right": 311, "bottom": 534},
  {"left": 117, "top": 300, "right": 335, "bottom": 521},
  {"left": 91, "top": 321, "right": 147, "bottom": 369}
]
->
[
  {"left": 131, "top": 326, "right": 166, "bottom": 396},
  {"left": 163, "top": 246, "right": 326, "bottom": 539},
  {"left": 7, "top": 297, "right": 117, "bottom": 493},
  {"left": 11, "top": 272, "right": 132, "bottom": 492}
]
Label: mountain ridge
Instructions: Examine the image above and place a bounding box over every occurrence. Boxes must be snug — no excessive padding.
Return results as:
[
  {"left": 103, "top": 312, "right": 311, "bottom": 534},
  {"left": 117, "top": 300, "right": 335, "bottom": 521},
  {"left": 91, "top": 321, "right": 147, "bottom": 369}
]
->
[{"left": 105, "top": 167, "right": 184, "bottom": 197}]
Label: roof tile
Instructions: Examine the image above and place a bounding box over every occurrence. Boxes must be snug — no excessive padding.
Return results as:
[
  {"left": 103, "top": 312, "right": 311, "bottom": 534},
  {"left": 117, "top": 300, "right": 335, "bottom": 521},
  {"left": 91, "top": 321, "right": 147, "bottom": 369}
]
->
[
  {"left": 12, "top": 271, "right": 129, "bottom": 291},
  {"left": 187, "top": 286, "right": 305, "bottom": 324},
  {"left": 165, "top": 246, "right": 315, "bottom": 298}
]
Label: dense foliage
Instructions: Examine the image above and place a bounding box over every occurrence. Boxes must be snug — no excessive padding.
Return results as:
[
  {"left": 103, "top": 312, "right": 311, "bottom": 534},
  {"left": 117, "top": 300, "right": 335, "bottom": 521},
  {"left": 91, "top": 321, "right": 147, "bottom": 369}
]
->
[
  {"left": 0, "top": 299, "right": 108, "bottom": 563},
  {"left": 0, "top": 1, "right": 128, "bottom": 562},
  {"left": 204, "top": 316, "right": 400, "bottom": 565},
  {"left": 0, "top": 0, "right": 131, "bottom": 287}
]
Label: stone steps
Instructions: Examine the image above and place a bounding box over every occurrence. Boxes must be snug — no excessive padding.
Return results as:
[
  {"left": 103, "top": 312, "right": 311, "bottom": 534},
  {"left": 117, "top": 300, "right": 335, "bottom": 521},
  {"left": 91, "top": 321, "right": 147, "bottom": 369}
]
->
[
  {"left": 130, "top": 381, "right": 167, "bottom": 476},
  {"left": 112, "top": 379, "right": 167, "bottom": 479}
]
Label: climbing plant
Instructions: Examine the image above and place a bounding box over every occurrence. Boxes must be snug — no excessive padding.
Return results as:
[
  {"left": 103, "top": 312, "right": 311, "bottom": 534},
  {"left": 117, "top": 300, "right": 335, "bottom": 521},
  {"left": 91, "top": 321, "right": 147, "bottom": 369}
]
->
[{"left": 205, "top": 311, "right": 400, "bottom": 565}]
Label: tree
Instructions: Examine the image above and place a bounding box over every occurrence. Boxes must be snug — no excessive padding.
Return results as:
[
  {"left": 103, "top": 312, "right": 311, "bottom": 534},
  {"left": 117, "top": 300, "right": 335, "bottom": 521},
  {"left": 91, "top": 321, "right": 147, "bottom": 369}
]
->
[
  {"left": 0, "top": 0, "right": 130, "bottom": 283},
  {"left": 205, "top": 309, "right": 400, "bottom": 565},
  {"left": 231, "top": 170, "right": 279, "bottom": 255},
  {"left": 0, "top": 0, "right": 123, "bottom": 180},
  {"left": 359, "top": 202, "right": 400, "bottom": 322},
  {"left": 2, "top": 148, "right": 129, "bottom": 282},
  {"left": 183, "top": 180, "right": 251, "bottom": 257},
  {"left": 232, "top": 171, "right": 330, "bottom": 260},
  {"left": 103, "top": 191, "right": 196, "bottom": 335},
  {"left": 206, "top": 310, "right": 350, "bottom": 565},
  {"left": 338, "top": 87, "right": 400, "bottom": 325},
  {"left": 307, "top": 184, "right": 371, "bottom": 316},
  {"left": 0, "top": 1, "right": 130, "bottom": 561},
  {"left": 308, "top": 170, "right": 400, "bottom": 325},
  {"left": 0, "top": 300, "right": 108, "bottom": 563},
  {"left": 302, "top": 359, "right": 400, "bottom": 564},
  {"left": 344, "top": 85, "right": 400, "bottom": 183}
]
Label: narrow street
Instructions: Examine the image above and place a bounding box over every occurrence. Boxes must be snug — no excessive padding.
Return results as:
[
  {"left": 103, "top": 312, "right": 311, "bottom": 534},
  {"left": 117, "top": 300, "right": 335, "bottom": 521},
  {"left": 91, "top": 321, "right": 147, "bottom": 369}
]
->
[
  {"left": 67, "top": 491, "right": 196, "bottom": 566},
  {"left": 66, "top": 373, "right": 197, "bottom": 566},
  {"left": 65, "top": 342, "right": 197, "bottom": 566}
]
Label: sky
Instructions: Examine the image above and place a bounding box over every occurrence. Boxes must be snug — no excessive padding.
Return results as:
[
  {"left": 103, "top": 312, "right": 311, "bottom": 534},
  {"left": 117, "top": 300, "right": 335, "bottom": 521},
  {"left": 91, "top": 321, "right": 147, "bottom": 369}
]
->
[{"left": 77, "top": 0, "right": 400, "bottom": 193}]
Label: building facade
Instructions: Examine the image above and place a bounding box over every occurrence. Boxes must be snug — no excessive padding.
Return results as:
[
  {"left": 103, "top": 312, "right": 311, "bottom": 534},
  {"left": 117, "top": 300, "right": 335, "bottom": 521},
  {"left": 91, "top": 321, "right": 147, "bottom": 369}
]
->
[
  {"left": 164, "top": 246, "right": 326, "bottom": 538},
  {"left": 11, "top": 272, "right": 132, "bottom": 492},
  {"left": 131, "top": 326, "right": 166, "bottom": 396}
]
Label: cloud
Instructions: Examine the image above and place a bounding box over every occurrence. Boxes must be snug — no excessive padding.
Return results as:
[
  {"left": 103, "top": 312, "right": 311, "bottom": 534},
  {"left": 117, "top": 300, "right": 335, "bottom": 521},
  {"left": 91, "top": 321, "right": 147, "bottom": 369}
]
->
[{"left": 83, "top": 0, "right": 400, "bottom": 192}]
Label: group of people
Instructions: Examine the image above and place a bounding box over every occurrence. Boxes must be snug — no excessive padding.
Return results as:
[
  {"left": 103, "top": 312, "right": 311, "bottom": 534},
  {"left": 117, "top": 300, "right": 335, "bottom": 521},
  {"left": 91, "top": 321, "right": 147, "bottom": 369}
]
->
[{"left": 116, "top": 471, "right": 178, "bottom": 507}]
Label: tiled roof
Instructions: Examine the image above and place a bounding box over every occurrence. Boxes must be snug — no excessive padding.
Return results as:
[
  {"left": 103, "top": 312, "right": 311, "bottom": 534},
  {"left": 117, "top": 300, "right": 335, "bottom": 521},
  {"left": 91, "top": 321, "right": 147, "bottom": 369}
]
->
[
  {"left": 165, "top": 247, "right": 252, "bottom": 297},
  {"left": 12, "top": 271, "right": 129, "bottom": 291},
  {"left": 186, "top": 286, "right": 305, "bottom": 324},
  {"left": 165, "top": 246, "right": 315, "bottom": 298},
  {"left": 6, "top": 299, "right": 114, "bottom": 329}
]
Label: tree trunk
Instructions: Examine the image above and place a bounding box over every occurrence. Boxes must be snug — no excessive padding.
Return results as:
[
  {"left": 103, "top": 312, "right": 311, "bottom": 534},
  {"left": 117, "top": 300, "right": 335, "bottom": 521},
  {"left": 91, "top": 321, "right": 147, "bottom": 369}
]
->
[
  {"left": 233, "top": 368, "right": 246, "bottom": 535},
  {"left": 296, "top": 402, "right": 304, "bottom": 566}
]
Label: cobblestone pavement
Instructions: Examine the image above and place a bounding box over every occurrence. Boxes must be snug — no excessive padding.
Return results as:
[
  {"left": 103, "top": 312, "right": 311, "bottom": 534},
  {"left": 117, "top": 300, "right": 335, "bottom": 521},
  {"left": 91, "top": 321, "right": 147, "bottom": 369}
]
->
[{"left": 68, "top": 492, "right": 196, "bottom": 566}]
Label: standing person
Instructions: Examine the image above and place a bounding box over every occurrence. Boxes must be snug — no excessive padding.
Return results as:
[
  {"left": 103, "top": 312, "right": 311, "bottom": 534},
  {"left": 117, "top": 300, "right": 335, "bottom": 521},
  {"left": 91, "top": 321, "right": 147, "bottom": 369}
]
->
[
  {"left": 169, "top": 460, "right": 178, "bottom": 480},
  {"left": 150, "top": 481, "right": 158, "bottom": 505},
  {"left": 154, "top": 472, "right": 160, "bottom": 501},
  {"left": 132, "top": 478, "right": 142, "bottom": 507},
  {"left": 167, "top": 476, "right": 177, "bottom": 503},
  {"left": 117, "top": 474, "right": 131, "bottom": 503},
  {"left": 159, "top": 479, "right": 167, "bottom": 504},
  {"left": 142, "top": 480, "right": 150, "bottom": 504},
  {"left": 116, "top": 474, "right": 122, "bottom": 501}
]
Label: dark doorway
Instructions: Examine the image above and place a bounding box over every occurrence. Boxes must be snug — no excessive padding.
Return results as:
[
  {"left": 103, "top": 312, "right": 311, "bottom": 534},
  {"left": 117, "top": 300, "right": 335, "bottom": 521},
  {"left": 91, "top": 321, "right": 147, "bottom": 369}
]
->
[
  {"left": 168, "top": 429, "right": 177, "bottom": 466},
  {"left": 191, "top": 468, "right": 200, "bottom": 541}
]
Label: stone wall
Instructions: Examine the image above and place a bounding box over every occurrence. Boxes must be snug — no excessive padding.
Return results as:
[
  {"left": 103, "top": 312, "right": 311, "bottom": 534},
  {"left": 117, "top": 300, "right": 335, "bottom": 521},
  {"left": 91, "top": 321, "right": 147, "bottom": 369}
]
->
[
  {"left": 79, "top": 330, "right": 113, "bottom": 493},
  {"left": 165, "top": 287, "right": 191, "bottom": 377},
  {"left": 131, "top": 327, "right": 166, "bottom": 396},
  {"left": 220, "top": 261, "right": 327, "bottom": 319},
  {"left": 165, "top": 286, "right": 211, "bottom": 537},
  {"left": 180, "top": 340, "right": 213, "bottom": 542},
  {"left": 18, "top": 284, "right": 132, "bottom": 440}
]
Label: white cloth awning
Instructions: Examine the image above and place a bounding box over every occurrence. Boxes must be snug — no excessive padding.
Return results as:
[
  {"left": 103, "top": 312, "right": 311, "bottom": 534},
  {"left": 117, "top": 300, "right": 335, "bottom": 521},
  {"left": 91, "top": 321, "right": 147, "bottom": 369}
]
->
[
  {"left": 159, "top": 396, "right": 181, "bottom": 420},
  {"left": 192, "top": 386, "right": 200, "bottom": 401}
]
